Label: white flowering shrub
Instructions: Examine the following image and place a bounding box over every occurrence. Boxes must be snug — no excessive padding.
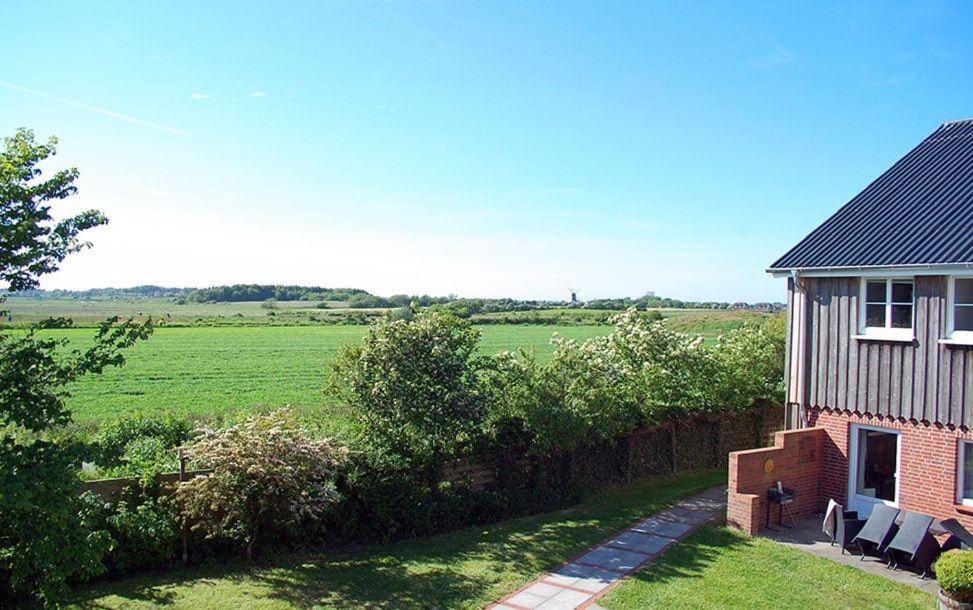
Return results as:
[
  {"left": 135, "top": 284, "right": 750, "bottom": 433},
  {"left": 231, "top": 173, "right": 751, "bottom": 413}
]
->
[
  {"left": 177, "top": 409, "right": 347, "bottom": 559},
  {"left": 484, "top": 308, "right": 780, "bottom": 452}
]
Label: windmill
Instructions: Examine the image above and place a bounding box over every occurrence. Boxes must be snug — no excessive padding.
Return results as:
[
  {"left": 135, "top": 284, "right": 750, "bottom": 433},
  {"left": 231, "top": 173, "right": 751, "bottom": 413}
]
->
[{"left": 568, "top": 288, "right": 579, "bottom": 304}]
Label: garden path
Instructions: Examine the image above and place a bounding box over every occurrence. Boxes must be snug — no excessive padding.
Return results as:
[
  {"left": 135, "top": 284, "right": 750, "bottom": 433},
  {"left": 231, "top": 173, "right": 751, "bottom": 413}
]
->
[{"left": 487, "top": 485, "right": 726, "bottom": 610}]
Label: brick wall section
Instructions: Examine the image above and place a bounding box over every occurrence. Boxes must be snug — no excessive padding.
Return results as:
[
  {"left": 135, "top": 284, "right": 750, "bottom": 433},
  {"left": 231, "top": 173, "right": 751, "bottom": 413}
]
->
[
  {"left": 809, "top": 408, "right": 973, "bottom": 532},
  {"left": 727, "top": 427, "right": 825, "bottom": 535},
  {"left": 729, "top": 406, "right": 973, "bottom": 536}
]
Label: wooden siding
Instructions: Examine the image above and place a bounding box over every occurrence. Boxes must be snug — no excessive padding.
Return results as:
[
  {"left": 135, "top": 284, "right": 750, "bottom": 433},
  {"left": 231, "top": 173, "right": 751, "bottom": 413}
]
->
[{"left": 786, "top": 275, "right": 973, "bottom": 427}]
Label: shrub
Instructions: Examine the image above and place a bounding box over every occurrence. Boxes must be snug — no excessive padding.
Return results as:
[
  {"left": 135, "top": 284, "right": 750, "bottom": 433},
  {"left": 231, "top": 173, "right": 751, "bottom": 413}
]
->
[
  {"left": 91, "top": 414, "right": 193, "bottom": 479},
  {"left": 483, "top": 308, "right": 711, "bottom": 452},
  {"left": 709, "top": 321, "right": 783, "bottom": 410},
  {"left": 177, "top": 409, "right": 347, "bottom": 559},
  {"left": 938, "top": 549, "right": 973, "bottom": 602},
  {"left": 482, "top": 308, "right": 781, "bottom": 454},
  {"left": 93, "top": 414, "right": 193, "bottom": 468},
  {"left": 0, "top": 439, "right": 112, "bottom": 605},
  {"left": 81, "top": 488, "right": 179, "bottom": 574},
  {"left": 330, "top": 309, "right": 486, "bottom": 471}
]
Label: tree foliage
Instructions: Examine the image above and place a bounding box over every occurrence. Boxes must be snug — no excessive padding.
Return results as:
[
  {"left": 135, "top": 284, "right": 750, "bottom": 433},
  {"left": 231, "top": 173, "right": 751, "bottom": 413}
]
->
[
  {"left": 0, "top": 128, "right": 152, "bottom": 605},
  {"left": 330, "top": 309, "right": 486, "bottom": 468},
  {"left": 0, "top": 130, "right": 107, "bottom": 293},
  {"left": 483, "top": 308, "right": 781, "bottom": 452}
]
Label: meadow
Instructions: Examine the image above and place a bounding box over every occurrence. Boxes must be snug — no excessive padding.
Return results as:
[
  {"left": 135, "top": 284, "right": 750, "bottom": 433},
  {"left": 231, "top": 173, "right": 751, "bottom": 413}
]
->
[
  {"left": 8, "top": 298, "right": 768, "bottom": 438},
  {"left": 52, "top": 325, "right": 611, "bottom": 438}
]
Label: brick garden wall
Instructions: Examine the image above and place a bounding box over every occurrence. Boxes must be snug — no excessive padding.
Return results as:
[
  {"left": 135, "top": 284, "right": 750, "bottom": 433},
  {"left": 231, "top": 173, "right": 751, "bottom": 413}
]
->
[
  {"left": 727, "top": 427, "right": 825, "bottom": 534},
  {"left": 728, "top": 406, "right": 973, "bottom": 535}
]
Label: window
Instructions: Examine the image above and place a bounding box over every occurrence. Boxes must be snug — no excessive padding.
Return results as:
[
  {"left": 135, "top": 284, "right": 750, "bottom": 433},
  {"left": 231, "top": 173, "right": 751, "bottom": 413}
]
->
[
  {"left": 858, "top": 278, "right": 913, "bottom": 340},
  {"left": 959, "top": 441, "right": 973, "bottom": 506},
  {"left": 948, "top": 277, "right": 973, "bottom": 342}
]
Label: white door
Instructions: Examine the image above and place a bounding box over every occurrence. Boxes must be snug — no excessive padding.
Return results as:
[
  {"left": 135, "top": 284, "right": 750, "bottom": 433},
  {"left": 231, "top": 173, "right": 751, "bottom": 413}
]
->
[{"left": 847, "top": 424, "right": 901, "bottom": 517}]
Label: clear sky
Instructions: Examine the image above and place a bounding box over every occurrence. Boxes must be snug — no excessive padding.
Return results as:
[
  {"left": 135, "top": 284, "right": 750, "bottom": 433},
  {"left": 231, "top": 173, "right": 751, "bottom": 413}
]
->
[{"left": 4, "top": 1, "right": 972, "bottom": 302}]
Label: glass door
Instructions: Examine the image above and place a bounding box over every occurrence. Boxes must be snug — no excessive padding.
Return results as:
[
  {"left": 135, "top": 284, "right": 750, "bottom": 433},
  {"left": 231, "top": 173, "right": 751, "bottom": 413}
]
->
[{"left": 848, "top": 425, "right": 900, "bottom": 517}]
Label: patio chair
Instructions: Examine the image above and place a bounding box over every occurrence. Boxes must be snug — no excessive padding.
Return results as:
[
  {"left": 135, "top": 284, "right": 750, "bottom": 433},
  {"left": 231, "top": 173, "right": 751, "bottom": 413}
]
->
[
  {"left": 884, "top": 511, "right": 941, "bottom": 578},
  {"left": 851, "top": 505, "right": 900, "bottom": 561},
  {"left": 822, "top": 499, "right": 866, "bottom": 554},
  {"left": 940, "top": 518, "right": 973, "bottom": 552}
]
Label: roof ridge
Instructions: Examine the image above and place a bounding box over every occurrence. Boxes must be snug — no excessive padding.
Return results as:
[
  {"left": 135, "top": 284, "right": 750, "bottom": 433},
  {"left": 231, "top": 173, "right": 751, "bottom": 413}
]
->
[{"left": 941, "top": 117, "right": 973, "bottom": 127}]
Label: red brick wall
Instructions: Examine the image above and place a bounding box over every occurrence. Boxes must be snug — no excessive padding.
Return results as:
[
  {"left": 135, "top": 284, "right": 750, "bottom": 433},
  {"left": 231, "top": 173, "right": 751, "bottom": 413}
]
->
[
  {"left": 727, "top": 427, "right": 825, "bottom": 534},
  {"left": 809, "top": 408, "right": 973, "bottom": 531}
]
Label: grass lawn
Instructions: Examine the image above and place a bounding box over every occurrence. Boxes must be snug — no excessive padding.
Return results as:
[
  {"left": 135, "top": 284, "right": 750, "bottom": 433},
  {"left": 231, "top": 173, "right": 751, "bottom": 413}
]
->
[
  {"left": 600, "top": 524, "right": 934, "bottom": 610},
  {"left": 69, "top": 470, "right": 725, "bottom": 609}
]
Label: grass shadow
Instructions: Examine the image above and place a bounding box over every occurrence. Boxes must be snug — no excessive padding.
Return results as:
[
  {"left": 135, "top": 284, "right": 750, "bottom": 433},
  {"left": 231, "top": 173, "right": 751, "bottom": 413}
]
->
[{"left": 70, "top": 470, "right": 726, "bottom": 609}]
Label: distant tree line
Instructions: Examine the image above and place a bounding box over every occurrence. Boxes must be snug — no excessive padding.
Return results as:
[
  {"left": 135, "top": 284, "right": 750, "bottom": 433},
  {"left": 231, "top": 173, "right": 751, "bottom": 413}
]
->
[
  {"left": 184, "top": 284, "right": 370, "bottom": 303},
  {"left": 13, "top": 285, "right": 783, "bottom": 312},
  {"left": 582, "top": 295, "right": 783, "bottom": 313},
  {"left": 13, "top": 285, "right": 186, "bottom": 299}
]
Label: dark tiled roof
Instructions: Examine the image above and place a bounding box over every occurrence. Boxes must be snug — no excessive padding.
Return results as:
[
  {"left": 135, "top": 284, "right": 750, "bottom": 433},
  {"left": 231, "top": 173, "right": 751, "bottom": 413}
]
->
[{"left": 769, "top": 118, "right": 973, "bottom": 271}]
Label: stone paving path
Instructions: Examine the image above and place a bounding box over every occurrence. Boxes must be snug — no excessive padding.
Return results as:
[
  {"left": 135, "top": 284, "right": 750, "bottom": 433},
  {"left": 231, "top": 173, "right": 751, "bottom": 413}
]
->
[{"left": 487, "top": 486, "right": 726, "bottom": 610}]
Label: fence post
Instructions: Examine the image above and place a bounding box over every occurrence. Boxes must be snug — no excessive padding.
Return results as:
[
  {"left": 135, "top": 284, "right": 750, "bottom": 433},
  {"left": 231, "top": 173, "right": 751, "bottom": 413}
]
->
[
  {"left": 178, "top": 447, "right": 188, "bottom": 565},
  {"left": 670, "top": 423, "right": 677, "bottom": 474}
]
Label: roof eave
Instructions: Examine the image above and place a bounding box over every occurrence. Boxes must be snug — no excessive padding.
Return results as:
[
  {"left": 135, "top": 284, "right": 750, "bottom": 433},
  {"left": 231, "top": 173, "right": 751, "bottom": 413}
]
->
[{"left": 767, "top": 261, "right": 973, "bottom": 278}]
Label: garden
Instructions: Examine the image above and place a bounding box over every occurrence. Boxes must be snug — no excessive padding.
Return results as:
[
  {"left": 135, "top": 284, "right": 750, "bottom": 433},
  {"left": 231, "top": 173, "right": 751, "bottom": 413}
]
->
[{"left": 7, "top": 127, "right": 956, "bottom": 610}]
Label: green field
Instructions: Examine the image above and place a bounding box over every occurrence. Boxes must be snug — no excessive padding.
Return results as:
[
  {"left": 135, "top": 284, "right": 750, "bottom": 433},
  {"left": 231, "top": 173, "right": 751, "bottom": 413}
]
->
[
  {"left": 52, "top": 325, "right": 611, "bottom": 435},
  {"left": 2, "top": 296, "right": 382, "bottom": 326},
  {"left": 6, "top": 298, "right": 768, "bottom": 436}
]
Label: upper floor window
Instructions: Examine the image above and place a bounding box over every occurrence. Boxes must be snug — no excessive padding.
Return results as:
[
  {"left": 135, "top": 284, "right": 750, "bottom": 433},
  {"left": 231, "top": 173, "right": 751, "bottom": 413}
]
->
[
  {"left": 948, "top": 277, "right": 973, "bottom": 343},
  {"left": 858, "top": 278, "right": 913, "bottom": 340}
]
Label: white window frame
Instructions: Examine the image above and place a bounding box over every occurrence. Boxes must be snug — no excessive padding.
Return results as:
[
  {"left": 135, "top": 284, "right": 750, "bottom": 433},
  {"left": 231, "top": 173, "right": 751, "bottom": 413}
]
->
[
  {"left": 958, "top": 440, "right": 973, "bottom": 507},
  {"left": 854, "top": 277, "right": 914, "bottom": 341},
  {"left": 847, "top": 423, "right": 901, "bottom": 515},
  {"left": 946, "top": 276, "right": 973, "bottom": 345}
]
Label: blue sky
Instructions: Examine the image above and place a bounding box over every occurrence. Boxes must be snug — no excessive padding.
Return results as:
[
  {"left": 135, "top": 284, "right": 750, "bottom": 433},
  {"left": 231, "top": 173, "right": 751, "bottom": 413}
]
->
[{"left": 3, "top": 1, "right": 972, "bottom": 302}]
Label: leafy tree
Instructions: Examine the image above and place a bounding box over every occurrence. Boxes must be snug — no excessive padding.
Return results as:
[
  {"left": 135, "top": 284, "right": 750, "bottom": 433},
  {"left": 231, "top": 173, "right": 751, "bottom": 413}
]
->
[
  {"left": 330, "top": 309, "right": 486, "bottom": 473},
  {"left": 0, "top": 128, "right": 152, "bottom": 605},
  {"left": 177, "top": 409, "right": 347, "bottom": 559}
]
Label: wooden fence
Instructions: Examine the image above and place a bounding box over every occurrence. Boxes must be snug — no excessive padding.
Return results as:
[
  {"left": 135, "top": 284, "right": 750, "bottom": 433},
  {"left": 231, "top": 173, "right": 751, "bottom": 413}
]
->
[{"left": 82, "top": 401, "right": 783, "bottom": 500}]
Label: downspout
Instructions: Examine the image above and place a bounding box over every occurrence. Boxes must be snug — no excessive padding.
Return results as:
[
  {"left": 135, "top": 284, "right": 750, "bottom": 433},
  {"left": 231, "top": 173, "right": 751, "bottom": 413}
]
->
[{"left": 788, "top": 270, "right": 809, "bottom": 429}]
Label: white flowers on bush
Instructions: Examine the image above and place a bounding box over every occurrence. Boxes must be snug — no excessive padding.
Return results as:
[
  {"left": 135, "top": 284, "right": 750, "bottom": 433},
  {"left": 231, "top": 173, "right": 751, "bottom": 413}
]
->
[
  {"left": 176, "top": 409, "right": 347, "bottom": 558},
  {"left": 484, "top": 308, "right": 781, "bottom": 452}
]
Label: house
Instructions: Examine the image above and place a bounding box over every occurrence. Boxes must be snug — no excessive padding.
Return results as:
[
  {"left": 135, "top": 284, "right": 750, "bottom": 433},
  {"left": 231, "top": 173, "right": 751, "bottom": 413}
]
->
[{"left": 727, "top": 118, "right": 973, "bottom": 534}]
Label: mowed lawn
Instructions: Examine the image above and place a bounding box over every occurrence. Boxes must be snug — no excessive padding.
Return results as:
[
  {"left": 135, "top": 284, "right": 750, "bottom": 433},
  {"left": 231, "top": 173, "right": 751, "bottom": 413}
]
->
[
  {"left": 600, "top": 524, "right": 932, "bottom": 610},
  {"left": 70, "top": 471, "right": 725, "bottom": 610},
  {"left": 52, "top": 325, "right": 611, "bottom": 431},
  {"left": 69, "top": 470, "right": 931, "bottom": 610}
]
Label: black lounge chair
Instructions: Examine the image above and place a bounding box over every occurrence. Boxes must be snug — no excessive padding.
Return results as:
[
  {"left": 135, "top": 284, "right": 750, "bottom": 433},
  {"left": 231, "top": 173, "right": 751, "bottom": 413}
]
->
[
  {"left": 852, "top": 505, "right": 900, "bottom": 560},
  {"left": 822, "top": 500, "right": 866, "bottom": 554},
  {"left": 884, "top": 511, "right": 941, "bottom": 578},
  {"left": 941, "top": 518, "right": 973, "bottom": 552}
]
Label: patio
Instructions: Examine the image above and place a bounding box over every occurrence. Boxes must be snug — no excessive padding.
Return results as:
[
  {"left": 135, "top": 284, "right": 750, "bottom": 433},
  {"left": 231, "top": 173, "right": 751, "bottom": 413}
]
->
[{"left": 762, "top": 517, "right": 940, "bottom": 595}]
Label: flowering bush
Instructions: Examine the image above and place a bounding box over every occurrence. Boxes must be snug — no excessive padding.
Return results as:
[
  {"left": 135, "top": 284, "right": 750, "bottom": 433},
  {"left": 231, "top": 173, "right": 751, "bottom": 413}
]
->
[
  {"left": 483, "top": 308, "right": 780, "bottom": 452},
  {"left": 176, "top": 409, "right": 347, "bottom": 559}
]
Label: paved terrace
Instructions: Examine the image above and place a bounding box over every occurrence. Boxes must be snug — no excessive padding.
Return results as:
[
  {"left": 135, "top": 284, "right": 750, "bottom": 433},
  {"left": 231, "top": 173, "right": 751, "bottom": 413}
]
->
[
  {"left": 762, "top": 517, "right": 940, "bottom": 595},
  {"left": 487, "top": 486, "right": 726, "bottom": 610}
]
